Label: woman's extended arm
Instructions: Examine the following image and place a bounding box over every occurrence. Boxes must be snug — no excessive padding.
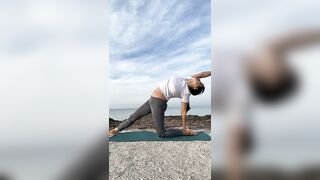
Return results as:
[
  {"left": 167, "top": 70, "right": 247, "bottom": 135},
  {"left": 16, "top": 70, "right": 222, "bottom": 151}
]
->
[
  {"left": 191, "top": 71, "right": 211, "bottom": 79},
  {"left": 265, "top": 29, "right": 320, "bottom": 55},
  {"left": 181, "top": 102, "right": 199, "bottom": 136},
  {"left": 181, "top": 102, "right": 188, "bottom": 130}
]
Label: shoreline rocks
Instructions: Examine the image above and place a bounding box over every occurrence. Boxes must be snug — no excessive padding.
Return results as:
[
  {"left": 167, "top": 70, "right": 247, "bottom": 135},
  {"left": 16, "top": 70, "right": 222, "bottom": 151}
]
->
[{"left": 109, "top": 114, "right": 211, "bottom": 130}]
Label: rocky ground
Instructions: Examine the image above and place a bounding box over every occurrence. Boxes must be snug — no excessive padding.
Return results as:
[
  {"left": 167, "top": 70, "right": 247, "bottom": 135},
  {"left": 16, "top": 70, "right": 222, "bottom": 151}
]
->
[
  {"left": 109, "top": 114, "right": 211, "bottom": 131},
  {"left": 109, "top": 115, "right": 211, "bottom": 180},
  {"left": 109, "top": 141, "right": 211, "bottom": 180}
]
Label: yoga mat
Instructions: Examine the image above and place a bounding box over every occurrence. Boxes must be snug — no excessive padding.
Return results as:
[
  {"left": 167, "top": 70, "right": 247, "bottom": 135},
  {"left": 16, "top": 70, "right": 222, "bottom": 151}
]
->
[{"left": 109, "top": 131, "right": 211, "bottom": 142}]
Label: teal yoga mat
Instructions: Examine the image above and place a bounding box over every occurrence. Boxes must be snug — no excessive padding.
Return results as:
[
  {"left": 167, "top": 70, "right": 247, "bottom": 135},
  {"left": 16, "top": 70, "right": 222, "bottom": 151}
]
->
[{"left": 109, "top": 131, "right": 211, "bottom": 142}]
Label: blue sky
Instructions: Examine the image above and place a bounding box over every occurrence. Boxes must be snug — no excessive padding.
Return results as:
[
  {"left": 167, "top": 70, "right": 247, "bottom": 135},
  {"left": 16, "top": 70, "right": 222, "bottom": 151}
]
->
[{"left": 109, "top": 0, "right": 211, "bottom": 108}]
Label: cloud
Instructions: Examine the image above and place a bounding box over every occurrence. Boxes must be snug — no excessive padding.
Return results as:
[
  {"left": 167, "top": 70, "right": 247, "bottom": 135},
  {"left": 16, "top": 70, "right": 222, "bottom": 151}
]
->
[
  {"left": 213, "top": 0, "right": 320, "bottom": 52},
  {"left": 109, "top": 0, "right": 211, "bottom": 108},
  {"left": 0, "top": 0, "right": 108, "bottom": 147}
]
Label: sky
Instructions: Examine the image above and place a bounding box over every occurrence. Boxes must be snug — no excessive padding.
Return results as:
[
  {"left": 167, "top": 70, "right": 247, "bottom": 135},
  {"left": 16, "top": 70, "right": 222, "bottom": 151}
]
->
[
  {"left": 109, "top": 0, "right": 212, "bottom": 109},
  {"left": 213, "top": 0, "right": 320, "bottom": 52},
  {"left": 0, "top": 0, "right": 108, "bottom": 143},
  {"left": 212, "top": 0, "right": 320, "bottom": 168},
  {"left": 0, "top": 1, "right": 108, "bottom": 179}
]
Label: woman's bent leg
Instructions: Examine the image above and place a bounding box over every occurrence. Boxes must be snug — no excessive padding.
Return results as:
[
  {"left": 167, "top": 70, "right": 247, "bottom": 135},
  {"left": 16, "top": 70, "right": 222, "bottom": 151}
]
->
[
  {"left": 161, "top": 128, "right": 184, "bottom": 137},
  {"left": 117, "top": 100, "right": 151, "bottom": 131},
  {"left": 149, "top": 97, "right": 183, "bottom": 137}
]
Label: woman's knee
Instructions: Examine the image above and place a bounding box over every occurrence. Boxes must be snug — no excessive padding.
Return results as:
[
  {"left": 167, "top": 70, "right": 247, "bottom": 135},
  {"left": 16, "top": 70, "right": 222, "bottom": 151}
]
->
[{"left": 157, "top": 131, "right": 166, "bottom": 138}]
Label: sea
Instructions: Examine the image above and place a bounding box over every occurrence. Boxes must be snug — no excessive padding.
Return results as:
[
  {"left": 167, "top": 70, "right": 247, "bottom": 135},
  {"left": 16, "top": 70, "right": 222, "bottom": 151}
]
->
[{"left": 109, "top": 106, "right": 211, "bottom": 120}]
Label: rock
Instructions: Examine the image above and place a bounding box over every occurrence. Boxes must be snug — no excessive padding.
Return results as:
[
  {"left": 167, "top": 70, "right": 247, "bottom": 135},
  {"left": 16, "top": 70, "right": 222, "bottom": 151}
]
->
[{"left": 109, "top": 115, "right": 211, "bottom": 130}]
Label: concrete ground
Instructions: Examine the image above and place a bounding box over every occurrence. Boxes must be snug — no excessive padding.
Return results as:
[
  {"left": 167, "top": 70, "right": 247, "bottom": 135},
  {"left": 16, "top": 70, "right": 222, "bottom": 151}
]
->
[{"left": 109, "top": 141, "right": 211, "bottom": 180}]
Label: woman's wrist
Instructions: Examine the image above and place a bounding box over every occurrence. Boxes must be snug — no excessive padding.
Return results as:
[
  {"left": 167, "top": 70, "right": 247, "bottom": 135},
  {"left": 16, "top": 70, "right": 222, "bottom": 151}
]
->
[{"left": 182, "top": 127, "right": 187, "bottom": 133}]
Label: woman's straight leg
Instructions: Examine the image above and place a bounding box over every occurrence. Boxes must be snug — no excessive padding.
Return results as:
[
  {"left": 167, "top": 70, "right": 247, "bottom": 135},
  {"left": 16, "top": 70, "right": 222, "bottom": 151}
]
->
[{"left": 117, "top": 100, "right": 151, "bottom": 131}]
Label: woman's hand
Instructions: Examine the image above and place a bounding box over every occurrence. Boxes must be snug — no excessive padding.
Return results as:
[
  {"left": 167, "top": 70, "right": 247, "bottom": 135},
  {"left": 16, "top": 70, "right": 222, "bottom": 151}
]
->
[{"left": 182, "top": 128, "right": 199, "bottom": 136}]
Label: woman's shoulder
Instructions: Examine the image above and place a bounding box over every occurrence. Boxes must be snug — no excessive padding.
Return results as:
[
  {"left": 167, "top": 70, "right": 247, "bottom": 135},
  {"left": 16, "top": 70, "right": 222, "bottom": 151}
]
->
[
  {"left": 170, "top": 76, "right": 188, "bottom": 81},
  {"left": 166, "top": 76, "right": 189, "bottom": 85}
]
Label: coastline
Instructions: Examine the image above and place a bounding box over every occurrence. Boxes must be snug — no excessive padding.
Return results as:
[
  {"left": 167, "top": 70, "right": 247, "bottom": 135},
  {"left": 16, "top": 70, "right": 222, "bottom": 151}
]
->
[{"left": 109, "top": 114, "right": 211, "bottom": 130}]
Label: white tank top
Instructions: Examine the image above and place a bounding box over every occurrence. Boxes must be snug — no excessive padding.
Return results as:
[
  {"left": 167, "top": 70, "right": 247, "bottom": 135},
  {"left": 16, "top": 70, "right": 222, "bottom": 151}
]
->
[{"left": 158, "top": 76, "right": 191, "bottom": 103}]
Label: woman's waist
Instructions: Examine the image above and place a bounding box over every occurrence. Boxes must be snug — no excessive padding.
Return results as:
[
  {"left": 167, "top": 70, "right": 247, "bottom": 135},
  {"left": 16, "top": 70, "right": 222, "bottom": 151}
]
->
[{"left": 151, "top": 87, "right": 168, "bottom": 102}]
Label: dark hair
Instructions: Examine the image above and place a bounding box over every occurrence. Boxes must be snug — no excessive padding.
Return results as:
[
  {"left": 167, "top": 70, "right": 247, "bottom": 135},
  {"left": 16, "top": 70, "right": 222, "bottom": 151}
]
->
[
  {"left": 250, "top": 70, "right": 298, "bottom": 103},
  {"left": 188, "top": 85, "right": 205, "bottom": 96}
]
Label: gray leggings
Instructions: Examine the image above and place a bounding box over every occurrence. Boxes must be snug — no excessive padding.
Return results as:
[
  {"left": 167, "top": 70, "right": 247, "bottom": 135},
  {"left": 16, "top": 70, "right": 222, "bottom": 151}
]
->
[{"left": 117, "top": 96, "right": 183, "bottom": 137}]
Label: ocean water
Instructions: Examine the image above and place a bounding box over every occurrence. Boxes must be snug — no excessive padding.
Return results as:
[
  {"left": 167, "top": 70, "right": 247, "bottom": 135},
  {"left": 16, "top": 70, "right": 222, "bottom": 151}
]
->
[{"left": 109, "top": 106, "right": 211, "bottom": 121}]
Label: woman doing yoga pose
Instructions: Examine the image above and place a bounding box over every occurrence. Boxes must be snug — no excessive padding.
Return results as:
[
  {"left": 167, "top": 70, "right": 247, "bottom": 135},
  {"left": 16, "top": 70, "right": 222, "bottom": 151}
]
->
[{"left": 108, "top": 71, "right": 211, "bottom": 137}]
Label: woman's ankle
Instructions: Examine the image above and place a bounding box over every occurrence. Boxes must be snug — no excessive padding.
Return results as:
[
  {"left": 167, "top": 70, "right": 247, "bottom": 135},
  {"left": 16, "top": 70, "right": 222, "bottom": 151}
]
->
[
  {"left": 112, "top": 128, "right": 119, "bottom": 134},
  {"left": 182, "top": 129, "right": 190, "bottom": 135}
]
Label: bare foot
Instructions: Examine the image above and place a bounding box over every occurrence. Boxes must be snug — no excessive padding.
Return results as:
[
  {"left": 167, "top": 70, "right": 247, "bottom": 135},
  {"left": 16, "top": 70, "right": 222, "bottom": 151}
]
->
[{"left": 108, "top": 128, "right": 119, "bottom": 137}]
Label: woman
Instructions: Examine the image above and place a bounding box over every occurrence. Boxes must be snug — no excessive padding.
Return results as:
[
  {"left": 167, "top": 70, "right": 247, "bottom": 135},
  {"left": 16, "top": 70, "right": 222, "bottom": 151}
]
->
[{"left": 108, "top": 71, "right": 211, "bottom": 137}]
